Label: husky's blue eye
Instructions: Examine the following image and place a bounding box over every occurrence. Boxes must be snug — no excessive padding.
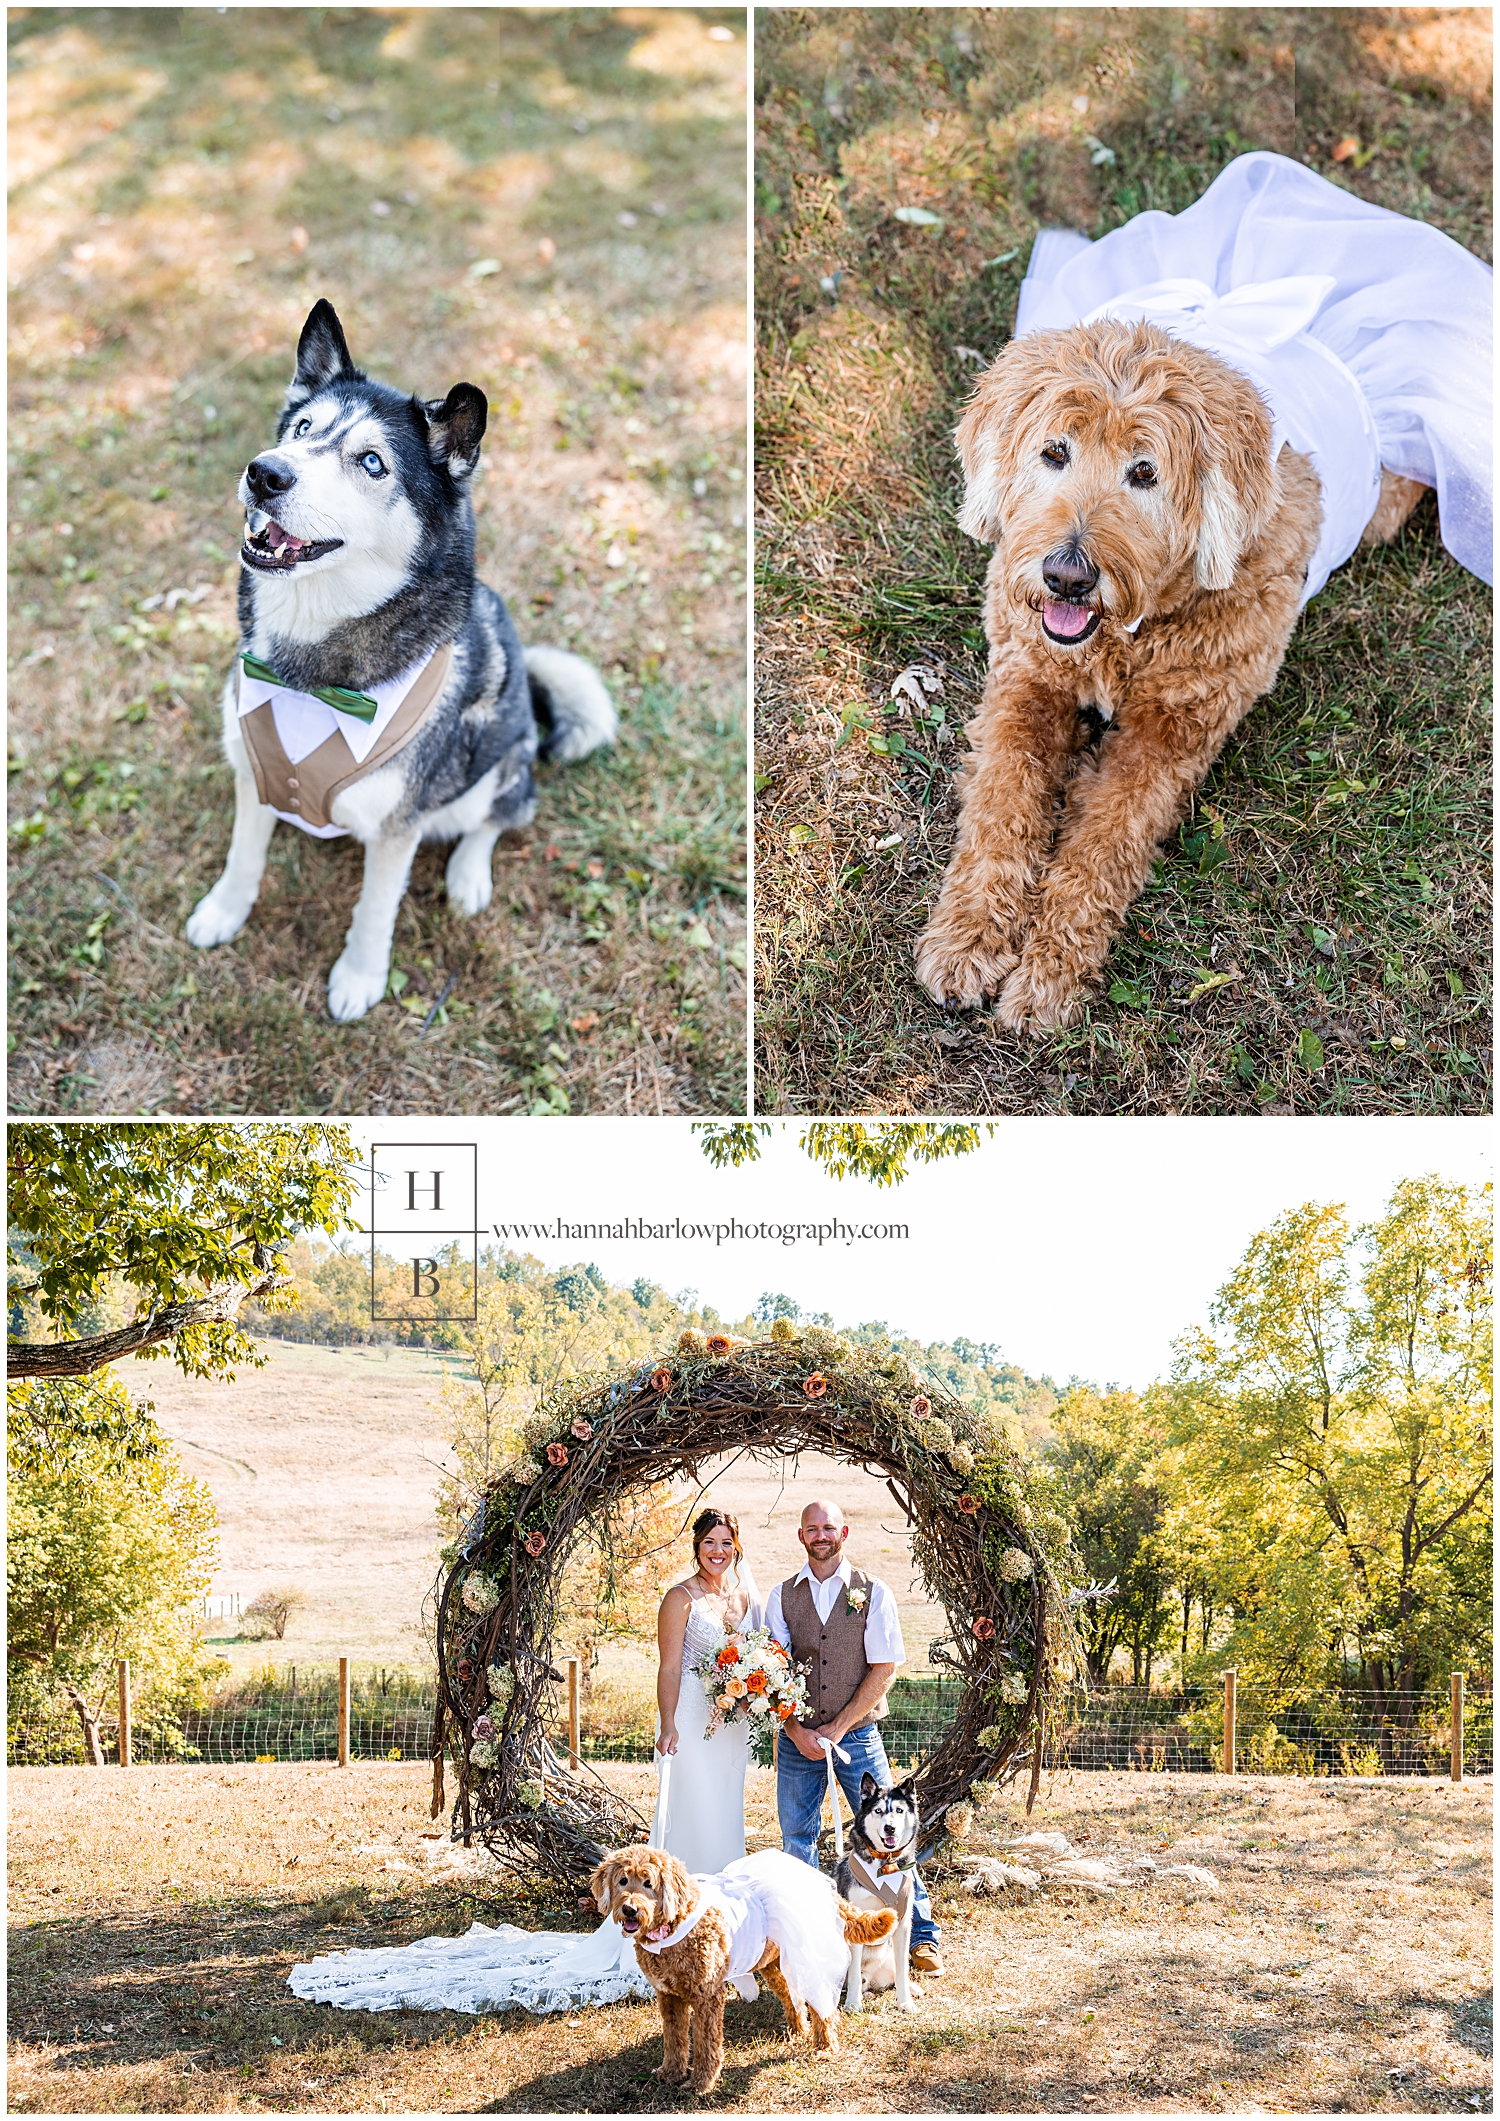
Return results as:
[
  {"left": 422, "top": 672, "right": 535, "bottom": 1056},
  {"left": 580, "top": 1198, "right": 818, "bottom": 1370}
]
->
[
  {"left": 360, "top": 451, "right": 387, "bottom": 477},
  {"left": 294, "top": 418, "right": 312, "bottom": 438}
]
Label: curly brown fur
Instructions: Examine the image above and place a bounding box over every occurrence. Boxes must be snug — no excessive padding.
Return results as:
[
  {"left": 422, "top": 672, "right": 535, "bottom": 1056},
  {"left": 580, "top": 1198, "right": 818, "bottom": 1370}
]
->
[
  {"left": 589, "top": 1849, "right": 896, "bottom": 2094},
  {"left": 915, "top": 318, "right": 1418, "bottom": 1030}
]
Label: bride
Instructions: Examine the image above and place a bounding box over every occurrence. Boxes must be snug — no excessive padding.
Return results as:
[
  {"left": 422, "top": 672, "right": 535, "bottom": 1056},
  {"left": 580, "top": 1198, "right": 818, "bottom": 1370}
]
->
[{"left": 287, "top": 1509, "right": 760, "bottom": 2016}]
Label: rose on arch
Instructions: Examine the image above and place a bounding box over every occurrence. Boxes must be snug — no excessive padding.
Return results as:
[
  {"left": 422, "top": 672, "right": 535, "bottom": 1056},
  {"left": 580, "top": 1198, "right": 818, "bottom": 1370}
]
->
[
  {"left": 804, "top": 1372, "right": 828, "bottom": 1398},
  {"left": 571, "top": 1418, "right": 594, "bottom": 1441},
  {"left": 706, "top": 1334, "right": 732, "bottom": 1356},
  {"left": 650, "top": 1367, "right": 673, "bottom": 1392},
  {"left": 998, "top": 1548, "right": 1034, "bottom": 1582},
  {"left": 546, "top": 1442, "right": 569, "bottom": 1467},
  {"left": 973, "top": 1615, "right": 996, "bottom": 1640},
  {"left": 524, "top": 1530, "right": 548, "bottom": 1557},
  {"left": 472, "top": 1714, "right": 496, "bottom": 1740},
  {"left": 910, "top": 1394, "right": 932, "bottom": 1420},
  {"left": 957, "top": 1494, "right": 978, "bottom": 1515}
]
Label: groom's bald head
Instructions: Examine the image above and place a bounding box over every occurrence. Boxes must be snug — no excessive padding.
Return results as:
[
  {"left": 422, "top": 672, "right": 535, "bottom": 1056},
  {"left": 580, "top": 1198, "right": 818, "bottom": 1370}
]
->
[{"left": 798, "top": 1500, "right": 849, "bottom": 1566}]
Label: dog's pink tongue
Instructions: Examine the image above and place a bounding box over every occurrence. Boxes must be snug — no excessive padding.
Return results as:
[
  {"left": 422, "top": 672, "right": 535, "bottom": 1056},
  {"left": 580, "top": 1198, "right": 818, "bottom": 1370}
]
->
[{"left": 1044, "top": 599, "right": 1093, "bottom": 638}]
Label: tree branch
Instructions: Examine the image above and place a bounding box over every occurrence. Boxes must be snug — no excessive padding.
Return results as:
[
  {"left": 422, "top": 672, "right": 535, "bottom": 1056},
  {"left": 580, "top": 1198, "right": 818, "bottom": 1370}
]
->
[{"left": 6, "top": 1265, "right": 288, "bottom": 1379}]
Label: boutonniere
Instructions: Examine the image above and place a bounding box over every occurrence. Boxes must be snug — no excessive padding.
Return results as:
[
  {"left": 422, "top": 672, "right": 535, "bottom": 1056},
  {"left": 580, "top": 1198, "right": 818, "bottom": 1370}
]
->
[{"left": 846, "top": 1587, "right": 867, "bottom": 1616}]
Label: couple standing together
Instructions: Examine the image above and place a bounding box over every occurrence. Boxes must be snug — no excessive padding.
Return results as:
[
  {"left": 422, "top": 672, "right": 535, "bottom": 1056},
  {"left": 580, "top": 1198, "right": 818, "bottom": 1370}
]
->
[{"left": 655, "top": 1500, "right": 942, "bottom": 1975}]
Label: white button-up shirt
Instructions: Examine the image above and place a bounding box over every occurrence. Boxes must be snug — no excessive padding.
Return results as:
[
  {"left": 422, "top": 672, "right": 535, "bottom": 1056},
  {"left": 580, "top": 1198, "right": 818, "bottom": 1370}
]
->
[{"left": 764, "top": 1557, "right": 906, "bottom": 1668}]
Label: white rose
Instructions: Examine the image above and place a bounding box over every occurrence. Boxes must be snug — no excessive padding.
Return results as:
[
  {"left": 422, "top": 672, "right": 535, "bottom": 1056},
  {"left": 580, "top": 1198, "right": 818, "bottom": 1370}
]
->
[{"left": 748, "top": 1695, "right": 769, "bottom": 1715}]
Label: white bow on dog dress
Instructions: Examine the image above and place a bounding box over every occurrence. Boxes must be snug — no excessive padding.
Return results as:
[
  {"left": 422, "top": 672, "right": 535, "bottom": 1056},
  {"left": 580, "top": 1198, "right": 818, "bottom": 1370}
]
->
[{"left": 1015, "top": 150, "right": 1493, "bottom": 598}]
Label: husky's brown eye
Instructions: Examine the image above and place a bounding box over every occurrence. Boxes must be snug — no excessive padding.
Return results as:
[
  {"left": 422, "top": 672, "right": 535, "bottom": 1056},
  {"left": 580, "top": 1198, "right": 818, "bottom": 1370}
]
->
[
  {"left": 1127, "top": 460, "right": 1157, "bottom": 489},
  {"left": 1041, "top": 440, "right": 1069, "bottom": 468}
]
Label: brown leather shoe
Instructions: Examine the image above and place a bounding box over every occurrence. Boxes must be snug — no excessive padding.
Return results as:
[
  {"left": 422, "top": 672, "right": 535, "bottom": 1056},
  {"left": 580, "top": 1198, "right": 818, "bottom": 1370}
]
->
[{"left": 910, "top": 1946, "right": 944, "bottom": 1975}]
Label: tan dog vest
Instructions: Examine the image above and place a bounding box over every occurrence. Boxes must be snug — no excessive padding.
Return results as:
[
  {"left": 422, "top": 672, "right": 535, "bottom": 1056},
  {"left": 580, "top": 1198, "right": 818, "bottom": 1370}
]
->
[
  {"left": 781, "top": 1570, "right": 887, "bottom": 1731},
  {"left": 237, "top": 640, "right": 454, "bottom": 837}
]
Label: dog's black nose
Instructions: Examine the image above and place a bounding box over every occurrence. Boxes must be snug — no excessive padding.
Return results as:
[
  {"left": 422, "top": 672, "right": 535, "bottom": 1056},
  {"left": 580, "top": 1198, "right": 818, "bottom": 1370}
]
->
[
  {"left": 1042, "top": 547, "right": 1099, "bottom": 598},
  {"left": 246, "top": 455, "right": 296, "bottom": 501}
]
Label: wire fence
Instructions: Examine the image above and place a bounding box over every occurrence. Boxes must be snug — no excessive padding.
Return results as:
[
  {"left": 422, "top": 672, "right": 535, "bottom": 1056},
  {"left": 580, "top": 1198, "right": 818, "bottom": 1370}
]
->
[{"left": 11, "top": 1676, "right": 1489, "bottom": 1776}]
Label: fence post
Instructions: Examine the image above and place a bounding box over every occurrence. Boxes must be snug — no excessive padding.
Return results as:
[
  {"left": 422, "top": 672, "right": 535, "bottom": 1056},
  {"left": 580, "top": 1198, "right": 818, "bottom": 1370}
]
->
[
  {"left": 565, "top": 1656, "right": 581, "bottom": 1772},
  {"left": 338, "top": 1657, "right": 351, "bottom": 1768},
  {"left": 117, "top": 1659, "right": 132, "bottom": 1769},
  {"left": 1451, "top": 1672, "right": 1464, "bottom": 1784},
  {"left": 1222, "top": 1669, "right": 1236, "bottom": 1775}
]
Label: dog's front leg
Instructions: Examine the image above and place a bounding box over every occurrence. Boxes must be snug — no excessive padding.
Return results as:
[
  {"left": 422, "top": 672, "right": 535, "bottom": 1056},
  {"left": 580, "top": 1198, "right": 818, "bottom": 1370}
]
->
[
  {"left": 995, "top": 699, "right": 1240, "bottom": 1032},
  {"left": 186, "top": 763, "right": 278, "bottom": 948},
  {"left": 914, "top": 668, "right": 1077, "bottom": 1010},
  {"left": 844, "top": 1941, "right": 864, "bottom": 2013},
  {"left": 655, "top": 1993, "right": 692, "bottom": 2084},
  {"left": 688, "top": 1989, "right": 727, "bottom": 2096},
  {"left": 893, "top": 1884, "right": 917, "bottom": 2013},
  {"left": 327, "top": 827, "right": 422, "bottom": 1022}
]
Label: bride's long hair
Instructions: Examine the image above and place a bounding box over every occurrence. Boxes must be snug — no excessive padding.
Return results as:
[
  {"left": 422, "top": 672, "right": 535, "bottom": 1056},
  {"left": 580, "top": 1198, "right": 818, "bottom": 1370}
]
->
[{"left": 691, "top": 1507, "right": 744, "bottom": 1587}]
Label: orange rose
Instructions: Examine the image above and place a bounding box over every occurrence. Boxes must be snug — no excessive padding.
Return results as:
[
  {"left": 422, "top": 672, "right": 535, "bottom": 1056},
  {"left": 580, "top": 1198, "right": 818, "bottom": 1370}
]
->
[
  {"left": 717, "top": 1645, "right": 740, "bottom": 1668},
  {"left": 777, "top": 1703, "right": 794, "bottom": 1721},
  {"left": 650, "top": 1367, "right": 672, "bottom": 1392},
  {"left": 706, "top": 1334, "right": 731, "bottom": 1356},
  {"left": 745, "top": 1670, "right": 766, "bottom": 1694},
  {"left": 804, "top": 1373, "right": 828, "bottom": 1398}
]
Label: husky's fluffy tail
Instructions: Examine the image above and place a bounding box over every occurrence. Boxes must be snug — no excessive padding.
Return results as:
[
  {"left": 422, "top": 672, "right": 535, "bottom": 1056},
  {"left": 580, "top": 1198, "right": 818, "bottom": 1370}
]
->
[
  {"left": 525, "top": 645, "right": 618, "bottom": 763},
  {"left": 837, "top": 1900, "right": 898, "bottom": 1944}
]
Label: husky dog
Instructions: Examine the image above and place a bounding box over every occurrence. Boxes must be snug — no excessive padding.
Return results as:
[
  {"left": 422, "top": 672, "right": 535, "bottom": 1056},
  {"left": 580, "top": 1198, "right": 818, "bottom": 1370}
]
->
[
  {"left": 836, "top": 1773, "right": 921, "bottom": 2012},
  {"left": 186, "top": 298, "right": 616, "bottom": 1022}
]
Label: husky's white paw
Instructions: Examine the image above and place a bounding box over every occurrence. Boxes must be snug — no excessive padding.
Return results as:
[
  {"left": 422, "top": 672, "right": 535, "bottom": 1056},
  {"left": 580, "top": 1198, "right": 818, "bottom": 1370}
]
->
[
  {"left": 445, "top": 841, "right": 495, "bottom": 916},
  {"left": 327, "top": 949, "right": 389, "bottom": 1023},
  {"left": 186, "top": 892, "right": 251, "bottom": 948}
]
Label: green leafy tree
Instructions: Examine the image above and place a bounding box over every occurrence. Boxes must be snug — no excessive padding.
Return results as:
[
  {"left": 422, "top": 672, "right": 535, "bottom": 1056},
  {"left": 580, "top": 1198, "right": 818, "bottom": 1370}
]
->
[
  {"left": 1166, "top": 1177, "right": 1492, "bottom": 1713},
  {"left": 8, "top": 1122, "right": 358, "bottom": 1379},
  {"left": 1042, "top": 1386, "right": 1171, "bottom": 1685},
  {"left": 8, "top": 1372, "right": 223, "bottom": 1762},
  {"left": 695, "top": 1121, "right": 992, "bottom": 1185}
]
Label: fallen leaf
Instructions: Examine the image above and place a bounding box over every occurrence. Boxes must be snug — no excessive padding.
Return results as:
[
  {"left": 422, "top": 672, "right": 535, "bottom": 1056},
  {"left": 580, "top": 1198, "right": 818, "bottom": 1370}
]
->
[
  {"left": 894, "top": 206, "right": 944, "bottom": 228},
  {"left": 1332, "top": 135, "right": 1360, "bottom": 162},
  {"left": 1186, "top": 968, "right": 1238, "bottom": 1004},
  {"left": 468, "top": 258, "right": 501, "bottom": 279}
]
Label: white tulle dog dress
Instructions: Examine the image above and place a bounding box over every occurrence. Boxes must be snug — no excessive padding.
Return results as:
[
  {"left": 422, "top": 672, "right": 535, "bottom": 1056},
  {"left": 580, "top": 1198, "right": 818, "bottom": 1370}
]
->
[{"left": 1014, "top": 151, "right": 1493, "bottom": 599}]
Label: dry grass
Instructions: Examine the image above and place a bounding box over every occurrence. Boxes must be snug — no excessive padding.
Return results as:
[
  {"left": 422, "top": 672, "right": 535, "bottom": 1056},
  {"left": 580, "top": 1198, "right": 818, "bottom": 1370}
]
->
[
  {"left": 8, "top": 6, "right": 747, "bottom": 1115},
  {"left": 754, "top": 7, "right": 1492, "bottom": 1115},
  {"left": 8, "top": 1763, "right": 1490, "bottom": 2113}
]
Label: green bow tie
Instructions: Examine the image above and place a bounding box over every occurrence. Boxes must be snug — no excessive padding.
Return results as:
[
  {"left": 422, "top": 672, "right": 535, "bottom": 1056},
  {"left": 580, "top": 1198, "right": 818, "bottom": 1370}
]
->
[{"left": 242, "top": 653, "right": 379, "bottom": 723}]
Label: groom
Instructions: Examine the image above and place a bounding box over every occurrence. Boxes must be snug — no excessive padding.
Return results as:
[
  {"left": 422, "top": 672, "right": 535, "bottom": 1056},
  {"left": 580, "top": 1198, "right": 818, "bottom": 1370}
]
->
[{"left": 765, "top": 1497, "right": 943, "bottom": 1975}]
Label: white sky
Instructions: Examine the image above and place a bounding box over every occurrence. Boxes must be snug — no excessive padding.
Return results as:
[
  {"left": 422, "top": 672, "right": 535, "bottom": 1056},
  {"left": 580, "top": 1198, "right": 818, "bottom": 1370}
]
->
[{"left": 345, "top": 1117, "right": 1489, "bottom": 1391}]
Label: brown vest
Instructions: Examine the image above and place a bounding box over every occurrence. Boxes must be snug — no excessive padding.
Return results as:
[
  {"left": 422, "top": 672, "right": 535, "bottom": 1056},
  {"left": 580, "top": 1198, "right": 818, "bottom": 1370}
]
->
[
  {"left": 238, "top": 640, "right": 454, "bottom": 832},
  {"left": 782, "top": 1569, "right": 887, "bottom": 1730}
]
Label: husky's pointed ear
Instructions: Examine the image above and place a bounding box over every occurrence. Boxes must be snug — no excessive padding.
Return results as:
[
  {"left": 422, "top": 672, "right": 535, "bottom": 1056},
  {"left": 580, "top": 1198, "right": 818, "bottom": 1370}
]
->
[
  {"left": 287, "top": 299, "right": 357, "bottom": 407},
  {"left": 860, "top": 1772, "right": 881, "bottom": 1803},
  {"left": 423, "top": 382, "right": 488, "bottom": 480}
]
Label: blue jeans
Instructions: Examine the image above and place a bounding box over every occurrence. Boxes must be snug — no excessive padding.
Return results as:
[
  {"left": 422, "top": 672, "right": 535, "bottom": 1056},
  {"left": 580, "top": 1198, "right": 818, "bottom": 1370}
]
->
[{"left": 776, "top": 1722, "right": 939, "bottom": 1950}]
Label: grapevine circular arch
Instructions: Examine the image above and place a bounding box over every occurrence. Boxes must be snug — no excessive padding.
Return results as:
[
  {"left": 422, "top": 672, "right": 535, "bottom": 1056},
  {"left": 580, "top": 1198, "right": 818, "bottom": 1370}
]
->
[{"left": 436, "top": 1326, "right": 1072, "bottom": 1890}]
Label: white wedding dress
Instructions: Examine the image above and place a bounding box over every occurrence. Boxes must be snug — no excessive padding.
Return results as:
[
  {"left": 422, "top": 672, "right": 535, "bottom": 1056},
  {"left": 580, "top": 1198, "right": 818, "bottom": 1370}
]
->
[{"left": 286, "top": 1576, "right": 760, "bottom": 2015}]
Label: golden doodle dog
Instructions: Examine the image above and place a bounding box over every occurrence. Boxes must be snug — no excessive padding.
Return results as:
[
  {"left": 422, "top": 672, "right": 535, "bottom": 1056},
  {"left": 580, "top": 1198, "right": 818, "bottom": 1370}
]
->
[
  {"left": 914, "top": 320, "right": 1424, "bottom": 1029},
  {"left": 591, "top": 1846, "right": 895, "bottom": 2097}
]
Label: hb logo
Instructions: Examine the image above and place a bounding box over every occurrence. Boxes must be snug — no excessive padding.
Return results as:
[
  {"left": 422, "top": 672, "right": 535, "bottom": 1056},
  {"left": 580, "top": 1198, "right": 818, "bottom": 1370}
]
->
[{"left": 365, "top": 1143, "right": 478, "bottom": 1323}]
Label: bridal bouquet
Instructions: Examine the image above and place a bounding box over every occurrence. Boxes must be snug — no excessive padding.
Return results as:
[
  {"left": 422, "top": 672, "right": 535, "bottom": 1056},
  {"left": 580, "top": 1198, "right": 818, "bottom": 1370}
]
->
[{"left": 693, "top": 1626, "right": 811, "bottom": 1767}]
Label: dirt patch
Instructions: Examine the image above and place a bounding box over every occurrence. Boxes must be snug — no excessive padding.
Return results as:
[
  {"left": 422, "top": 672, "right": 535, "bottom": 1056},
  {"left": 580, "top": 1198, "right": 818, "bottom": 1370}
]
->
[{"left": 8, "top": 1764, "right": 1490, "bottom": 2112}]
